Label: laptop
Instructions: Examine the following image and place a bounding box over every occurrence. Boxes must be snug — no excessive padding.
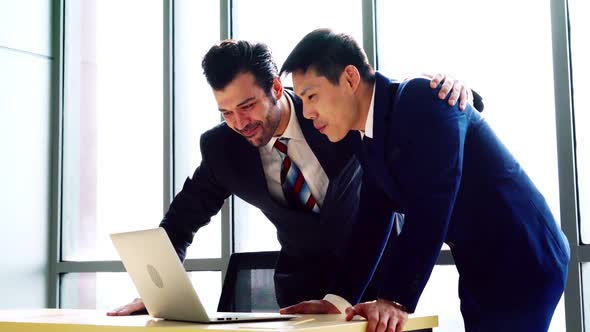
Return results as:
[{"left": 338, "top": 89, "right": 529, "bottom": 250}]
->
[{"left": 110, "top": 227, "right": 297, "bottom": 323}]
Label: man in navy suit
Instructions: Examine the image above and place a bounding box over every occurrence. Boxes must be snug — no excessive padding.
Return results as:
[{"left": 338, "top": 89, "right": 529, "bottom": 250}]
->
[
  {"left": 280, "top": 29, "right": 570, "bottom": 332},
  {"left": 107, "top": 39, "right": 477, "bottom": 316}
]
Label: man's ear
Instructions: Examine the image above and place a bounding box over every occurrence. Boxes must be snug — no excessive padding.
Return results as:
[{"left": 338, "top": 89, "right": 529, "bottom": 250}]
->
[
  {"left": 272, "top": 77, "right": 284, "bottom": 100},
  {"left": 342, "top": 65, "right": 361, "bottom": 93}
]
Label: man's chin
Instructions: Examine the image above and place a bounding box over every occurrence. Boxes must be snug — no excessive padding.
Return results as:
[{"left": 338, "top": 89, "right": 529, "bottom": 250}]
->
[
  {"left": 245, "top": 135, "right": 271, "bottom": 148},
  {"left": 325, "top": 131, "right": 346, "bottom": 143},
  {"left": 248, "top": 139, "right": 263, "bottom": 147}
]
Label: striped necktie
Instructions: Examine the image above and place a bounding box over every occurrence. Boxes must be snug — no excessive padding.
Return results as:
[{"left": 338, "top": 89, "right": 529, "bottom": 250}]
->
[{"left": 273, "top": 138, "right": 320, "bottom": 214}]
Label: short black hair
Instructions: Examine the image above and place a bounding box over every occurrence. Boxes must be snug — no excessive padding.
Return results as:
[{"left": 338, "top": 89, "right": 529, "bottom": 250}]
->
[
  {"left": 280, "top": 28, "right": 375, "bottom": 85},
  {"left": 202, "top": 40, "right": 278, "bottom": 94}
]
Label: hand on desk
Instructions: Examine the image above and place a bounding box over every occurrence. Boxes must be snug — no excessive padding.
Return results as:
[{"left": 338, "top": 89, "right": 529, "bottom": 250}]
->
[
  {"left": 279, "top": 299, "right": 341, "bottom": 314},
  {"left": 106, "top": 298, "right": 147, "bottom": 316},
  {"left": 345, "top": 299, "right": 408, "bottom": 332}
]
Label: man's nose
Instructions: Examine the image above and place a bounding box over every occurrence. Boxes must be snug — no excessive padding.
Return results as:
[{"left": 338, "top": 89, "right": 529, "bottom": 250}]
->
[
  {"left": 302, "top": 104, "right": 316, "bottom": 120},
  {"left": 235, "top": 113, "right": 249, "bottom": 130}
]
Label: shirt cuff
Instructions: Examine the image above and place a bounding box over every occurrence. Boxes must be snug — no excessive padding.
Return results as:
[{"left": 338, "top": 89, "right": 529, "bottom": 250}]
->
[{"left": 323, "top": 294, "right": 352, "bottom": 314}]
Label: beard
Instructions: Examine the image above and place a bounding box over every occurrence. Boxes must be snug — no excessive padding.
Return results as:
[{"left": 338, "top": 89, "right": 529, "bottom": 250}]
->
[{"left": 242, "top": 98, "right": 281, "bottom": 147}]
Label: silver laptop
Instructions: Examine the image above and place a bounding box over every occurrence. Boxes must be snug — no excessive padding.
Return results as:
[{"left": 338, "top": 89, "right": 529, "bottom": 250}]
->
[{"left": 110, "top": 227, "right": 296, "bottom": 323}]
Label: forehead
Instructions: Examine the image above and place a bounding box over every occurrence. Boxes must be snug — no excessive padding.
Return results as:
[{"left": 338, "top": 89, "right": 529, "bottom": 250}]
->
[
  {"left": 292, "top": 69, "right": 331, "bottom": 96},
  {"left": 213, "top": 72, "right": 265, "bottom": 108}
]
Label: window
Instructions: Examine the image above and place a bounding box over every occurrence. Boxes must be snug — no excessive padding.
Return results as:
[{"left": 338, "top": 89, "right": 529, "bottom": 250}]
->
[
  {"left": 232, "top": 0, "right": 363, "bottom": 252},
  {"left": 377, "top": 0, "right": 560, "bottom": 221},
  {"left": 51, "top": 1, "right": 581, "bottom": 329},
  {"left": 570, "top": 0, "right": 590, "bottom": 243},
  {"left": 377, "top": 0, "right": 563, "bottom": 330},
  {"left": 174, "top": 0, "right": 223, "bottom": 259},
  {"left": 60, "top": 271, "right": 221, "bottom": 312},
  {"left": 570, "top": 0, "right": 590, "bottom": 329},
  {"left": 60, "top": 0, "right": 224, "bottom": 310},
  {"left": 62, "top": 0, "right": 164, "bottom": 261}
]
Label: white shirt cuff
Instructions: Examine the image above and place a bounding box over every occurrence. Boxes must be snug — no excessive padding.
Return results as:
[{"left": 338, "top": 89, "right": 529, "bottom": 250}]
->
[{"left": 323, "top": 294, "right": 352, "bottom": 314}]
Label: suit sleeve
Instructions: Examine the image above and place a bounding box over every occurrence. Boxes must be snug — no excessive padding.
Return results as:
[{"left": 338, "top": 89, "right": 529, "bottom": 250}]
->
[
  {"left": 159, "top": 133, "right": 231, "bottom": 262},
  {"left": 328, "top": 169, "right": 396, "bottom": 304},
  {"left": 377, "top": 78, "right": 468, "bottom": 312}
]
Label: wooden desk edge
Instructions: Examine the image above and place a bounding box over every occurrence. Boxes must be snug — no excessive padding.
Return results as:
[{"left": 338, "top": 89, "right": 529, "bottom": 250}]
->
[{"left": 0, "top": 312, "right": 438, "bottom": 332}]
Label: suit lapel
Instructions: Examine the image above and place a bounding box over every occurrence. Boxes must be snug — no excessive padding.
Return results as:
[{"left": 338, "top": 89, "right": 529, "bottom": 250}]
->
[
  {"left": 372, "top": 72, "right": 395, "bottom": 161},
  {"left": 364, "top": 72, "right": 404, "bottom": 205},
  {"left": 362, "top": 72, "right": 391, "bottom": 177}
]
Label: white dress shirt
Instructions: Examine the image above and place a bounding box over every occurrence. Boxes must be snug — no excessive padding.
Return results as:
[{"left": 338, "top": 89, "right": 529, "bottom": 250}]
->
[
  {"left": 259, "top": 93, "right": 329, "bottom": 207},
  {"left": 360, "top": 84, "right": 376, "bottom": 139}
]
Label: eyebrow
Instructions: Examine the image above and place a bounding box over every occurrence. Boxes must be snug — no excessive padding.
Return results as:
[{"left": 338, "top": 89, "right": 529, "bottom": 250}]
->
[
  {"left": 237, "top": 97, "right": 256, "bottom": 107},
  {"left": 298, "top": 87, "right": 311, "bottom": 98},
  {"left": 218, "top": 96, "right": 256, "bottom": 112}
]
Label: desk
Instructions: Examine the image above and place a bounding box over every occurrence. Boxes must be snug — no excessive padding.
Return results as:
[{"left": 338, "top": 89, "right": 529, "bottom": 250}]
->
[{"left": 0, "top": 309, "right": 437, "bottom": 332}]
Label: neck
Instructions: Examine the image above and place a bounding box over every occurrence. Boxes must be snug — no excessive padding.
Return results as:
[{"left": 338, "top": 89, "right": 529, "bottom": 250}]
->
[
  {"left": 273, "top": 94, "right": 291, "bottom": 136},
  {"left": 352, "top": 81, "right": 375, "bottom": 131}
]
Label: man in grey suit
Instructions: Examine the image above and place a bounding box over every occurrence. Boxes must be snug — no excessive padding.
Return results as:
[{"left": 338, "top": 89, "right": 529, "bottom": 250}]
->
[{"left": 108, "top": 39, "right": 478, "bottom": 315}]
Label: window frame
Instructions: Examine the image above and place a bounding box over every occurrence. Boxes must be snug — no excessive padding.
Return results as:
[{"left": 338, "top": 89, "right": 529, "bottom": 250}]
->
[{"left": 48, "top": 1, "right": 585, "bottom": 331}]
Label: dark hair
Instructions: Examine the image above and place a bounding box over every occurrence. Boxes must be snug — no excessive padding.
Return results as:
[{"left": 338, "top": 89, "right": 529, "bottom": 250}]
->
[
  {"left": 280, "top": 28, "right": 375, "bottom": 85},
  {"left": 202, "top": 40, "right": 278, "bottom": 95}
]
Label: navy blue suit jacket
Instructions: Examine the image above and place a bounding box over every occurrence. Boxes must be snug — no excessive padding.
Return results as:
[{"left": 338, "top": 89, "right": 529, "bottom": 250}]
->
[{"left": 329, "top": 73, "right": 570, "bottom": 313}]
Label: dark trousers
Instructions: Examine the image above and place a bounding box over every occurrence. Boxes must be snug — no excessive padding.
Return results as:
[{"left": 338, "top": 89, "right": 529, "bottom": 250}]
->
[
  {"left": 459, "top": 277, "right": 565, "bottom": 332},
  {"left": 458, "top": 252, "right": 567, "bottom": 332}
]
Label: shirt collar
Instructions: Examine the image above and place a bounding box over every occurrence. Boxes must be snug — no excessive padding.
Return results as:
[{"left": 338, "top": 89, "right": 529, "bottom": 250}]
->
[
  {"left": 262, "top": 93, "right": 304, "bottom": 152},
  {"left": 360, "top": 84, "right": 376, "bottom": 139}
]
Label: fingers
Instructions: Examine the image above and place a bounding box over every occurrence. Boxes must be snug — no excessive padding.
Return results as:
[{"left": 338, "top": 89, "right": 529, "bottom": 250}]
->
[
  {"left": 107, "top": 298, "right": 145, "bottom": 316},
  {"left": 382, "top": 312, "right": 405, "bottom": 332},
  {"left": 325, "top": 302, "right": 342, "bottom": 314},
  {"left": 395, "top": 314, "right": 407, "bottom": 332},
  {"left": 438, "top": 76, "right": 455, "bottom": 99},
  {"left": 446, "top": 80, "right": 462, "bottom": 106},
  {"left": 387, "top": 315, "right": 396, "bottom": 332},
  {"left": 342, "top": 301, "right": 406, "bottom": 332},
  {"left": 346, "top": 303, "right": 369, "bottom": 321},
  {"left": 428, "top": 73, "right": 444, "bottom": 88},
  {"left": 439, "top": 79, "right": 472, "bottom": 111},
  {"left": 279, "top": 303, "right": 304, "bottom": 314},
  {"left": 438, "top": 76, "right": 454, "bottom": 100},
  {"left": 459, "top": 86, "right": 468, "bottom": 110},
  {"left": 365, "top": 306, "right": 380, "bottom": 332},
  {"left": 345, "top": 307, "right": 357, "bottom": 321},
  {"left": 107, "top": 305, "right": 133, "bottom": 316},
  {"left": 421, "top": 72, "right": 434, "bottom": 79},
  {"left": 280, "top": 301, "right": 331, "bottom": 314},
  {"left": 375, "top": 311, "right": 389, "bottom": 332},
  {"left": 106, "top": 305, "right": 125, "bottom": 316}
]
